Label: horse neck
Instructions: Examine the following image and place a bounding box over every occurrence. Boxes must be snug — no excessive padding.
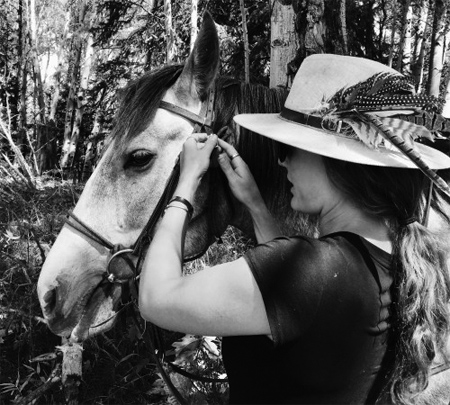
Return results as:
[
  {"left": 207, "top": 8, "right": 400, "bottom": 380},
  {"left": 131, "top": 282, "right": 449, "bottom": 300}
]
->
[{"left": 189, "top": 80, "right": 308, "bottom": 243}]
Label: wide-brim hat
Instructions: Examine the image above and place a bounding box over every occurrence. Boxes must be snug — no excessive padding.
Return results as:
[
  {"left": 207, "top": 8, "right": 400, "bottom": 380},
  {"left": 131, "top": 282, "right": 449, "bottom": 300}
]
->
[{"left": 234, "top": 54, "right": 450, "bottom": 171}]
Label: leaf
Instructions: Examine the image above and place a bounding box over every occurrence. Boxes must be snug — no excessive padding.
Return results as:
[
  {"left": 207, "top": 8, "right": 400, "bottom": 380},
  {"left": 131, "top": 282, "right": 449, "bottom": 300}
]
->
[{"left": 4, "top": 230, "right": 19, "bottom": 240}]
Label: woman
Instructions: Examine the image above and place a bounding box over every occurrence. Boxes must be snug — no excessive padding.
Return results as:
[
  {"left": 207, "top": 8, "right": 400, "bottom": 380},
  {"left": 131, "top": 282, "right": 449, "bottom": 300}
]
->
[{"left": 139, "top": 54, "right": 450, "bottom": 404}]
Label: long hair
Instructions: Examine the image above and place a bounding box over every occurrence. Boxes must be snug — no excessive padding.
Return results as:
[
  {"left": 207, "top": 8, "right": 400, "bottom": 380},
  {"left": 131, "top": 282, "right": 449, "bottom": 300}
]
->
[{"left": 323, "top": 158, "right": 450, "bottom": 404}]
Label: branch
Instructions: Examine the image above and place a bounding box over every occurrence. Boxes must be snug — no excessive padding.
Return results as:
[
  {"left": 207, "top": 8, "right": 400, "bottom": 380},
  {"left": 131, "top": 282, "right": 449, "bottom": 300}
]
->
[{"left": 0, "top": 306, "right": 47, "bottom": 324}]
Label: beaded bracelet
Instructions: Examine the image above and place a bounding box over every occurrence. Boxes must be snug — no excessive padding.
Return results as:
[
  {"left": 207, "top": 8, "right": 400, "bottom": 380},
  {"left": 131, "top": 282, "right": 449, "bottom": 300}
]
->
[{"left": 168, "top": 196, "right": 194, "bottom": 217}]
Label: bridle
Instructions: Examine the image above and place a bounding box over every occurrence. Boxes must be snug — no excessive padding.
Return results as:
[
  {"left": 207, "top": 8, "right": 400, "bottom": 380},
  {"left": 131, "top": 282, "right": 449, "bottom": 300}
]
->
[
  {"left": 63, "top": 88, "right": 228, "bottom": 404},
  {"left": 65, "top": 88, "right": 216, "bottom": 283}
]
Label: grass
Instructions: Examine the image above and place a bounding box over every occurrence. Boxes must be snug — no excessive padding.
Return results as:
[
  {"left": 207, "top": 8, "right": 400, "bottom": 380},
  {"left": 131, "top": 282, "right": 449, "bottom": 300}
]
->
[{"left": 0, "top": 174, "right": 253, "bottom": 404}]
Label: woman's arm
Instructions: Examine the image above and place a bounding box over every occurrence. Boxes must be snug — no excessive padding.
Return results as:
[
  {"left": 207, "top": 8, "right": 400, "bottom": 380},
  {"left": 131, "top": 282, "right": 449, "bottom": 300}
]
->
[{"left": 139, "top": 134, "right": 271, "bottom": 336}]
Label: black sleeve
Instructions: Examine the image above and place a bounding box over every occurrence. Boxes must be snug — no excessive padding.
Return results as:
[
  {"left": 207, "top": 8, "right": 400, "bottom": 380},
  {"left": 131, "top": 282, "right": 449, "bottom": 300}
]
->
[{"left": 243, "top": 236, "right": 345, "bottom": 346}]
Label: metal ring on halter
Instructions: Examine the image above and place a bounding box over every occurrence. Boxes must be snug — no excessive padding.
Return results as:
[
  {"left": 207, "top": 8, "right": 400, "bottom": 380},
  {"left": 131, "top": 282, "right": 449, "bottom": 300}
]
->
[
  {"left": 106, "top": 248, "right": 135, "bottom": 283},
  {"left": 230, "top": 153, "right": 240, "bottom": 161}
]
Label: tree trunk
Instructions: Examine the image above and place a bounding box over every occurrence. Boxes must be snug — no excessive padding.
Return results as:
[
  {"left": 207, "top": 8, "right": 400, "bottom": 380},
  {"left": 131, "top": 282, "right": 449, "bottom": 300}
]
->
[
  {"left": 412, "top": 0, "right": 430, "bottom": 91},
  {"left": 270, "top": 1, "right": 297, "bottom": 88},
  {"left": 16, "top": 0, "right": 28, "bottom": 158},
  {"left": 377, "top": 0, "right": 388, "bottom": 60},
  {"left": 340, "top": 0, "right": 348, "bottom": 55},
  {"left": 49, "top": 8, "right": 71, "bottom": 123},
  {"left": 60, "top": 1, "right": 87, "bottom": 170},
  {"left": 65, "top": 30, "right": 95, "bottom": 174},
  {"left": 441, "top": 31, "right": 450, "bottom": 116},
  {"left": 240, "top": 0, "right": 250, "bottom": 84},
  {"left": 363, "top": 0, "right": 376, "bottom": 59},
  {"left": 395, "top": 0, "right": 412, "bottom": 74},
  {"left": 427, "top": 0, "right": 447, "bottom": 96},
  {"left": 164, "top": 0, "right": 177, "bottom": 63},
  {"left": 190, "top": 0, "right": 198, "bottom": 51},
  {"left": 28, "top": 0, "right": 48, "bottom": 173},
  {"left": 388, "top": 0, "right": 398, "bottom": 67}
]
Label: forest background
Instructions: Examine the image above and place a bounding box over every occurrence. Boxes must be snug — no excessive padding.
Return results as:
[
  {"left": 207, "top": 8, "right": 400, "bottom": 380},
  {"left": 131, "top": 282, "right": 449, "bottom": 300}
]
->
[{"left": 1, "top": 0, "right": 450, "bottom": 404}]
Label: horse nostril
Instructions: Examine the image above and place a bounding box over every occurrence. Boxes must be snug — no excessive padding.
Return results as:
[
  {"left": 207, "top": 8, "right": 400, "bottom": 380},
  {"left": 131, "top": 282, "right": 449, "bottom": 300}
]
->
[{"left": 42, "top": 288, "right": 57, "bottom": 318}]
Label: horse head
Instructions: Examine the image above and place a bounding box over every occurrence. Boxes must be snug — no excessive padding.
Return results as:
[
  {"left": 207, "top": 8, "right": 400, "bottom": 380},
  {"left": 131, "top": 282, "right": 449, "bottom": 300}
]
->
[
  {"left": 38, "top": 13, "right": 225, "bottom": 340},
  {"left": 37, "top": 12, "right": 291, "bottom": 342}
]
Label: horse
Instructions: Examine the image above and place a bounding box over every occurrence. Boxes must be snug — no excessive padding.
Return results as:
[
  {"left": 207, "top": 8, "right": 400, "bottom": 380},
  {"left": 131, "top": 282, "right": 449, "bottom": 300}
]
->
[{"left": 37, "top": 12, "right": 450, "bottom": 404}]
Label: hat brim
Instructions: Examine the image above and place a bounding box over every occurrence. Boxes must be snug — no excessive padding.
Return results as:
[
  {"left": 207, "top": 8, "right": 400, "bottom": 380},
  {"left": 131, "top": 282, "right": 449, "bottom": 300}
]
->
[{"left": 234, "top": 113, "right": 450, "bottom": 170}]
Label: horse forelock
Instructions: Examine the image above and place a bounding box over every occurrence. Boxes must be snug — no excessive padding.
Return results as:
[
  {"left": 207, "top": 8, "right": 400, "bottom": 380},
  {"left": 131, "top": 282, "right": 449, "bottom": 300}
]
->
[{"left": 106, "top": 64, "right": 184, "bottom": 158}]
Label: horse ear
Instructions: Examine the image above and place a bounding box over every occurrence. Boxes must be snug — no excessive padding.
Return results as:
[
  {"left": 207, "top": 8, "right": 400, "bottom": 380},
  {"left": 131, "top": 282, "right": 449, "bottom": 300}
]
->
[{"left": 174, "top": 11, "right": 220, "bottom": 103}]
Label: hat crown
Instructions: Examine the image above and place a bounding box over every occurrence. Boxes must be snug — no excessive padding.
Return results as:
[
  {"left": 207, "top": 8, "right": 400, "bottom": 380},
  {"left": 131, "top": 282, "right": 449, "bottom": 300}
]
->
[{"left": 285, "top": 54, "right": 398, "bottom": 112}]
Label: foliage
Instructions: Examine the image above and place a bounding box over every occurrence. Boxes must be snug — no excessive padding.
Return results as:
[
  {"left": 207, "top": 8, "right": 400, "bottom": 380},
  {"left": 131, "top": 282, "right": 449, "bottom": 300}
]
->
[
  {"left": 1, "top": 0, "right": 450, "bottom": 176},
  {"left": 0, "top": 173, "right": 252, "bottom": 403}
]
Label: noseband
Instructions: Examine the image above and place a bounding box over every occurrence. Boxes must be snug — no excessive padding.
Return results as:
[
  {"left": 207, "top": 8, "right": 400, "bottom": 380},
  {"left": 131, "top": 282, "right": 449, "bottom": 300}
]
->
[{"left": 65, "top": 89, "right": 216, "bottom": 284}]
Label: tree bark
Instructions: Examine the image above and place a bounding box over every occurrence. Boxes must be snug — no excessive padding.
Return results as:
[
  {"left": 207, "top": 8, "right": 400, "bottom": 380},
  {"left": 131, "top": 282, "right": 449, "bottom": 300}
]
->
[
  {"left": 441, "top": 31, "right": 450, "bottom": 116},
  {"left": 427, "top": 0, "right": 447, "bottom": 96},
  {"left": 60, "top": 1, "right": 87, "bottom": 170},
  {"left": 240, "top": 0, "right": 250, "bottom": 84},
  {"left": 65, "top": 30, "right": 95, "bottom": 174},
  {"left": 395, "top": 0, "right": 412, "bottom": 74},
  {"left": 28, "top": 0, "right": 49, "bottom": 173},
  {"left": 190, "top": 0, "right": 198, "bottom": 51},
  {"left": 340, "top": 0, "right": 348, "bottom": 55},
  {"left": 164, "top": 0, "right": 177, "bottom": 63},
  {"left": 270, "top": 1, "right": 297, "bottom": 88},
  {"left": 49, "top": 8, "right": 71, "bottom": 123},
  {"left": 388, "top": 0, "right": 398, "bottom": 68},
  {"left": 16, "top": 0, "right": 28, "bottom": 158},
  {"left": 412, "top": 0, "right": 430, "bottom": 91}
]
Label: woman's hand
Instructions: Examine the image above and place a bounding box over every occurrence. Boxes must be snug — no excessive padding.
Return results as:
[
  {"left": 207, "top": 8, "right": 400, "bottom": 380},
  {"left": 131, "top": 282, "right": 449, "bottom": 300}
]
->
[
  {"left": 217, "top": 139, "right": 264, "bottom": 209},
  {"left": 179, "top": 133, "right": 218, "bottom": 182},
  {"left": 217, "top": 139, "right": 282, "bottom": 243}
]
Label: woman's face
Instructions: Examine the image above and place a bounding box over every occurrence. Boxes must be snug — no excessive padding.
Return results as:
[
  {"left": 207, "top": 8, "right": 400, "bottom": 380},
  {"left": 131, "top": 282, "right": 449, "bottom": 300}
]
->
[{"left": 279, "top": 147, "right": 340, "bottom": 215}]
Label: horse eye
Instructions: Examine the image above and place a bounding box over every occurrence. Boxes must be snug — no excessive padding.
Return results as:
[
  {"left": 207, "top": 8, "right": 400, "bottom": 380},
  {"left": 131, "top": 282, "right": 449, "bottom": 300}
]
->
[{"left": 125, "top": 150, "right": 155, "bottom": 169}]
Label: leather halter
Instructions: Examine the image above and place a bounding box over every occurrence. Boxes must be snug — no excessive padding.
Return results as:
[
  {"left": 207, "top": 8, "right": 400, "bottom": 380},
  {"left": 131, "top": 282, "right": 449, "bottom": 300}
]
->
[{"left": 65, "top": 88, "right": 216, "bottom": 283}]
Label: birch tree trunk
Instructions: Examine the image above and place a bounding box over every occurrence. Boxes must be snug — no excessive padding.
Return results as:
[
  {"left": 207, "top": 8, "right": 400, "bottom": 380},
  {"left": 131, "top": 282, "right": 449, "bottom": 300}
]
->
[
  {"left": 427, "top": 0, "right": 447, "bottom": 96},
  {"left": 60, "top": 1, "right": 87, "bottom": 170},
  {"left": 412, "top": 0, "right": 430, "bottom": 91},
  {"left": 340, "top": 0, "right": 348, "bottom": 55},
  {"left": 190, "top": 0, "right": 198, "bottom": 51},
  {"left": 28, "top": 0, "right": 51, "bottom": 173},
  {"left": 164, "top": 0, "right": 176, "bottom": 63},
  {"left": 240, "top": 0, "right": 250, "bottom": 84},
  {"left": 49, "top": 8, "right": 71, "bottom": 123},
  {"left": 388, "top": 0, "right": 398, "bottom": 68},
  {"left": 395, "top": 0, "right": 412, "bottom": 73},
  {"left": 16, "top": 0, "right": 28, "bottom": 157},
  {"left": 441, "top": 31, "right": 450, "bottom": 116},
  {"left": 270, "top": 1, "right": 297, "bottom": 88},
  {"left": 63, "top": 30, "right": 95, "bottom": 175}
]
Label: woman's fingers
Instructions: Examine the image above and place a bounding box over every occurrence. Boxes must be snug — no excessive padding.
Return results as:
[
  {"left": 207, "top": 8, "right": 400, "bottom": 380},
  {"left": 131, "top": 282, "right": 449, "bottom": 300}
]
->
[
  {"left": 217, "top": 152, "right": 236, "bottom": 178},
  {"left": 217, "top": 138, "right": 238, "bottom": 158}
]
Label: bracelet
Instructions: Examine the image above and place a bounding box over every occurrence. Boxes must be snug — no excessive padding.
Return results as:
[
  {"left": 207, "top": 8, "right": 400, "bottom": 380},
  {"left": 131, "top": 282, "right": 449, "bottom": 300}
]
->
[
  {"left": 168, "top": 196, "right": 194, "bottom": 217},
  {"left": 165, "top": 203, "right": 190, "bottom": 215}
]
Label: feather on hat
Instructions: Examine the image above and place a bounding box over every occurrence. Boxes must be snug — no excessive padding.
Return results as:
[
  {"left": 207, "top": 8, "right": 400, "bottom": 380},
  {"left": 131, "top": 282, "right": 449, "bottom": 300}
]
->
[{"left": 234, "top": 54, "right": 450, "bottom": 196}]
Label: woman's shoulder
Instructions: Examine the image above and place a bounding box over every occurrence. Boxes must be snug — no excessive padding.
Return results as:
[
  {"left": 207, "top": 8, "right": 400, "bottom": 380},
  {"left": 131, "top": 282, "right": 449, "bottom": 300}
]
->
[{"left": 246, "top": 233, "right": 358, "bottom": 270}]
